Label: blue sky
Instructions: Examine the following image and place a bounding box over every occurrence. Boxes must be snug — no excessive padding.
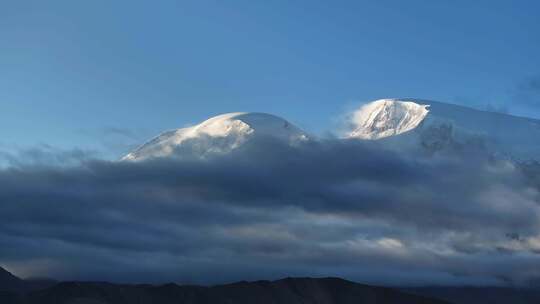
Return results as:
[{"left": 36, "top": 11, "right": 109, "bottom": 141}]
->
[{"left": 1, "top": 0, "right": 539, "bottom": 158}]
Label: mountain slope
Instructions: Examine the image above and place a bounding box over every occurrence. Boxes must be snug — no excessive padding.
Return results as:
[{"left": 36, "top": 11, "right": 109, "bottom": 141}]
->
[
  {"left": 349, "top": 99, "right": 430, "bottom": 139},
  {"left": 0, "top": 267, "right": 24, "bottom": 292},
  {"left": 0, "top": 267, "right": 56, "bottom": 293},
  {"left": 123, "top": 112, "right": 308, "bottom": 161},
  {"left": 405, "top": 286, "right": 540, "bottom": 304},
  {"left": 2, "top": 277, "right": 449, "bottom": 304},
  {"left": 348, "top": 98, "right": 540, "bottom": 161}
]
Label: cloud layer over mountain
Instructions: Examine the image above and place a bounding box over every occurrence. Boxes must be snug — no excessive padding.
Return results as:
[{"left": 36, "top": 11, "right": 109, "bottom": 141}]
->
[{"left": 1, "top": 134, "right": 539, "bottom": 286}]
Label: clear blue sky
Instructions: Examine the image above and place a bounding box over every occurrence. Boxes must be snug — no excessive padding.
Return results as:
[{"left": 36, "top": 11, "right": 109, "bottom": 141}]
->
[{"left": 1, "top": 0, "right": 539, "bottom": 158}]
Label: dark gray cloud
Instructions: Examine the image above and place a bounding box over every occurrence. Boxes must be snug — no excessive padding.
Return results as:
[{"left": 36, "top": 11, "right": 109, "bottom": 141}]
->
[
  {"left": 510, "top": 75, "right": 540, "bottom": 109},
  {"left": 0, "top": 144, "right": 98, "bottom": 167},
  {"left": 0, "top": 138, "right": 539, "bottom": 287},
  {"left": 520, "top": 75, "right": 540, "bottom": 94}
]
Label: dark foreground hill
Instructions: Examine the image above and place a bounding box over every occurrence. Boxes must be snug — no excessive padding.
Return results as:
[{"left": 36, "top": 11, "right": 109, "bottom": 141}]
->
[
  {"left": 0, "top": 267, "right": 57, "bottom": 293},
  {"left": 404, "top": 286, "right": 540, "bottom": 304},
  {"left": 1, "top": 275, "right": 448, "bottom": 304},
  {"left": 4, "top": 265, "right": 540, "bottom": 304},
  {"left": 0, "top": 267, "right": 25, "bottom": 292}
]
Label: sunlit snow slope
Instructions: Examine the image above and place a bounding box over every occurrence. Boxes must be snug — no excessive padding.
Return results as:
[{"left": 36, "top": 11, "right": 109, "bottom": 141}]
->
[
  {"left": 349, "top": 99, "right": 430, "bottom": 139},
  {"left": 348, "top": 98, "right": 540, "bottom": 161},
  {"left": 123, "top": 112, "right": 308, "bottom": 161}
]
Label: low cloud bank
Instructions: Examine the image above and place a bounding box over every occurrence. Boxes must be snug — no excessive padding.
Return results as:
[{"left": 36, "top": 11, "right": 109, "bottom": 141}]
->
[{"left": 1, "top": 138, "right": 539, "bottom": 286}]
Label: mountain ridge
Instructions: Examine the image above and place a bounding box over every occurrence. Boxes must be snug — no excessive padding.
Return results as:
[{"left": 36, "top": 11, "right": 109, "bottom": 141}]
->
[
  {"left": 0, "top": 267, "right": 24, "bottom": 292},
  {"left": 123, "top": 98, "right": 540, "bottom": 162},
  {"left": 3, "top": 270, "right": 540, "bottom": 304},
  {"left": 1, "top": 276, "right": 451, "bottom": 304}
]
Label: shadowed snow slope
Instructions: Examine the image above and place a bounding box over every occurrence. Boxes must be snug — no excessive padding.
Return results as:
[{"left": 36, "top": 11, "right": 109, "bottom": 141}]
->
[
  {"left": 123, "top": 112, "right": 308, "bottom": 161},
  {"left": 348, "top": 98, "right": 540, "bottom": 161}
]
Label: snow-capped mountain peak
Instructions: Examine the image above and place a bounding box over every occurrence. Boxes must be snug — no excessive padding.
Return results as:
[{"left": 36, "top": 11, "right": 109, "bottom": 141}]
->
[
  {"left": 349, "top": 99, "right": 430, "bottom": 139},
  {"left": 123, "top": 99, "right": 540, "bottom": 162},
  {"left": 122, "top": 112, "right": 308, "bottom": 161},
  {"left": 347, "top": 98, "right": 540, "bottom": 161}
]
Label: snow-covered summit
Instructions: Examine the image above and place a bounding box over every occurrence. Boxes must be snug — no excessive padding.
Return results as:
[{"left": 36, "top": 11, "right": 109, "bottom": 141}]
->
[
  {"left": 124, "top": 99, "right": 540, "bottom": 162},
  {"left": 348, "top": 98, "right": 540, "bottom": 161},
  {"left": 349, "top": 99, "right": 430, "bottom": 139},
  {"left": 122, "top": 112, "right": 308, "bottom": 161}
]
